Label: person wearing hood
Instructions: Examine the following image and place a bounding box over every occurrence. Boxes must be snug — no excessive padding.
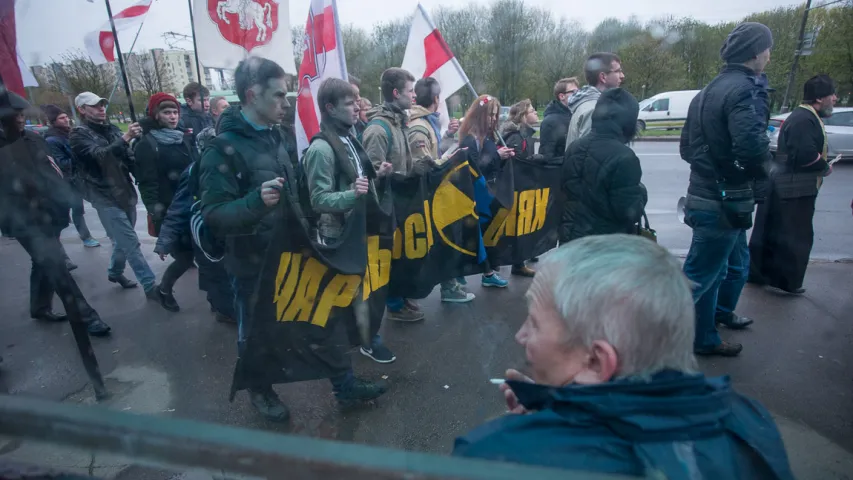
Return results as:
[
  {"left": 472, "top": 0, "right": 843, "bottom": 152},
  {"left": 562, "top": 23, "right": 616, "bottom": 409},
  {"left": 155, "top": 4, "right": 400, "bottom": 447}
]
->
[
  {"left": 135, "top": 93, "right": 199, "bottom": 312},
  {"left": 748, "top": 74, "right": 837, "bottom": 295},
  {"left": 453, "top": 234, "right": 794, "bottom": 479},
  {"left": 680, "top": 22, "right": 774, "bottom": 357},
  {"left": 407, "top": 77, "right": 475, "bottom": 304},
  {"left": 178, "top": 82, "right": 214, "bottom": 149},
  {"left": 42, "top": 104, "right": 99, "bottom": 249},
  {"left": 538, "top": 78, "right": 578, "bottom": 159},
  {"left": 362, "top": 68, "right": 427, "bottom": 323},
  {"left": 69, "top": 91, "right": 160, "bottom": 301},
  {"left": 564, "top": 53, "right": 624, "bottom": 152},
  {"left": 0, "top": 92, "right": 111, "bottom": 336},
  {"left": 560, "top": 88, "right": 647, "bottom": 243},
  {"left": 499, "top": 99, "right": 542, "bottom": 278}
]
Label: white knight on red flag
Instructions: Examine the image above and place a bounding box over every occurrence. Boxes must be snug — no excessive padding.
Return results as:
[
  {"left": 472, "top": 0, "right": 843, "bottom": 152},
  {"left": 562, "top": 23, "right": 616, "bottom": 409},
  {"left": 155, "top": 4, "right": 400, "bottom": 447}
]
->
[
  {"left": 401, "top": 4, "right": 472, "bottom": 134},
  {"left": 193, "top": 0, "right": 295, "bottom": 73},
  {"left": 83, "top": 0, "right": 152, "bottom": 64},
  {"left": 294, "top": 0, "right": 347, "bottom": 160}
]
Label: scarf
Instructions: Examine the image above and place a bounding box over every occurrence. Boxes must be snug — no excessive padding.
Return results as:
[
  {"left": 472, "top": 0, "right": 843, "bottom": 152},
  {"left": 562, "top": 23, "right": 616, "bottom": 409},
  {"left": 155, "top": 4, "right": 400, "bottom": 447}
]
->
[{"left": 150, "top": 127, "right": 185, "bottom": 145}]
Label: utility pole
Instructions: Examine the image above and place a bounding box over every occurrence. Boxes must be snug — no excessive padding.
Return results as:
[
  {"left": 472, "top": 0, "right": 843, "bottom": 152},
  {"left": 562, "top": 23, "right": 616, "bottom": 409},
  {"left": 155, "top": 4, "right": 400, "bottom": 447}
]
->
[{"left": 780, "top": 0, "right": 813, "bottom": 113}]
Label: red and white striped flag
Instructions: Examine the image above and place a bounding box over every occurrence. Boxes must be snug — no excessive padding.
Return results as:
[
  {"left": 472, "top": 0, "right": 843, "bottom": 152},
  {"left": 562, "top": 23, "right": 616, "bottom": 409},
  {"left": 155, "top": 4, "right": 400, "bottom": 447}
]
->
[
  {"left": 0, "top": 0, "right": 38, "bottom": 96},
  {"left": 294, "top": 0, "right": 347, "bottom": 160},
  {"left": 401, "top": 4, "right": 471, "bottom": 134},
  {"left": 83, "top": 0, "right": 152, "bottom": 64}
]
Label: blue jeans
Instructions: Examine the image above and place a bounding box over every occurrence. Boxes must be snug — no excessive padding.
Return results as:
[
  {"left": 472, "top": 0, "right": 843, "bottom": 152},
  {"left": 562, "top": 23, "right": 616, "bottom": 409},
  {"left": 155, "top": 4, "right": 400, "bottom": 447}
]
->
[
  {"left": 96, "top": 206, "right": 156, "bottom": 291},
  {"left": 682, "top": 208, "right": 750, "bottom": 350},
  {"left": 386, "top": 296, "right": 404, "bottom": 312}
]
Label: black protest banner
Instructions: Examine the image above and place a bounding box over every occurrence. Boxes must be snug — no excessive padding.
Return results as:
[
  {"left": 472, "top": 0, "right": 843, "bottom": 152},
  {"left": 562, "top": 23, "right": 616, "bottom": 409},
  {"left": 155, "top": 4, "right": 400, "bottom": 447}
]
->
[
  {"left": 482, "top": 157, "right": 562, "bottom": 266},
  {"left": 230, "top": 191, "right": 393, "bottom": 396},
  {"left": 388, "top": 153, "right": 488, "bottom": 299}
]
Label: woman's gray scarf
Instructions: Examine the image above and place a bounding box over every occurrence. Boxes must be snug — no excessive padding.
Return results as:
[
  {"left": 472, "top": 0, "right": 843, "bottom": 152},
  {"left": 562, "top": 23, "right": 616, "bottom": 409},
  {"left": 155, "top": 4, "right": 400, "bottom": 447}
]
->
[{"left": 150, "top": 128, "right": 184, "bottom": 145}]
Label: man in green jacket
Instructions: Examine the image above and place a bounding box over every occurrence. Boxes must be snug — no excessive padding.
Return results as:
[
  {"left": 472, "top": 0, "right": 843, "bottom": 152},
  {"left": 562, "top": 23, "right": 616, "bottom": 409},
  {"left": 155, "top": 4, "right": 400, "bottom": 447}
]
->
[
  {"left": 303, "top": 77, "right": 394, "bottom": 364},
  {"left": 362, "top": 68, "right": 430, "bottom": 323}
]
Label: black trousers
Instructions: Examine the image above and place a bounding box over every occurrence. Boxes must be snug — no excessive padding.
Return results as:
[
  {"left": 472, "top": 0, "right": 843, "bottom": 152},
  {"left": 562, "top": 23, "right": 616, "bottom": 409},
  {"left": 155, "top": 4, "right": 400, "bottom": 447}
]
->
[
  {"left": 16, "top": 230, "right": 98, "bottom": 320},
  {"left": 160, "top": 249, "right": 195, "bottom": 292}
]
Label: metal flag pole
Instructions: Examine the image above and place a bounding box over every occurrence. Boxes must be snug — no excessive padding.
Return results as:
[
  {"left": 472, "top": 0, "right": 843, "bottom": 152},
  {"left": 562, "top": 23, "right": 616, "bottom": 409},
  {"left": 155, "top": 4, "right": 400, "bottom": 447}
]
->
[
  {"left": 104, "top": 0, "right": 137, "bottom": 122},
  {"left": 106, "top": 14, "right": 148, "bottom": 105},
  {"left": 186, "top": 0, "right": 204, "bottom": 87}
]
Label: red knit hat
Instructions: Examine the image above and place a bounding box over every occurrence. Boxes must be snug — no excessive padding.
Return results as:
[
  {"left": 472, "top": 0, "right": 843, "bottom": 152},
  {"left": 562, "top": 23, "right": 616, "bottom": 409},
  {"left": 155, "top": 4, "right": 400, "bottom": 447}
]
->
[{"left": 147, "top": 93, "right": 180, "bottom": 119}]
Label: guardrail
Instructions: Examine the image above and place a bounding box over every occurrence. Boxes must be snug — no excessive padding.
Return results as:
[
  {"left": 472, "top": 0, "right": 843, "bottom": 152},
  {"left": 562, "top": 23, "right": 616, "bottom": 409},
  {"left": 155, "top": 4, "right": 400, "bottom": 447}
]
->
[{"left": 0, "top": 395, "right": 627, "bottom": 479}]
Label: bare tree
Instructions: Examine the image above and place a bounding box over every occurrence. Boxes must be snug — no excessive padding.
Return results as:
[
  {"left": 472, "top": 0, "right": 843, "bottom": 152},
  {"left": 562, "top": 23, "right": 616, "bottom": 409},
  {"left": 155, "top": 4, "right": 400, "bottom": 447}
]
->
[
  {"left": 487, "top": 0, "right": 538, "bottom": 103},
  {"left": 125, "top": 51, "right": 172, "bottom": 97},
  {"left": 43, "top": 50, "right": 115, "bottom": 98}
]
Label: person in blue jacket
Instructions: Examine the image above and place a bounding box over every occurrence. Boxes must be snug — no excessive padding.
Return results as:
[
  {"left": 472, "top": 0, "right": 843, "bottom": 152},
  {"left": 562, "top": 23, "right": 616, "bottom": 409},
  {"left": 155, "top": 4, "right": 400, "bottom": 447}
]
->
[{"left": 453, "top": 234, "right": 794, "bottom": 479}]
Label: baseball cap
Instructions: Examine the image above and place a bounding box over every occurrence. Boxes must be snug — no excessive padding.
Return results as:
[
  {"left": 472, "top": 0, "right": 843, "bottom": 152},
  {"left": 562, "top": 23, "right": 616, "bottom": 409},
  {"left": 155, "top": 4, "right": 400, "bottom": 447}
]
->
[{"left": 75, "top": 92, "right": 108, "bottom": 108}]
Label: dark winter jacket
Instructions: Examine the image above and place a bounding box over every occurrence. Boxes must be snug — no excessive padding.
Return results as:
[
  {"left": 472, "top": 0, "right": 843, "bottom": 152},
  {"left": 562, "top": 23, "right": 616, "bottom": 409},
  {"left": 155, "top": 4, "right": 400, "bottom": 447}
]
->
[
  {"left": 560, "top": 88, "right": 647, "bottom": 243},
  {"left": 69, "top": 120, "right": 138, "bottom": 210},
  {"left": 0, "top": 129, "right": 74, "bottom": 237},
  {"left": 454, "top": 371, "right": 794, "bottom": 479},
  {"left": 198, "top": 106, "right": 300, "bottom": 278},
  {"left": 154, "top": 163, "right": 194, "bottom": 257},
  {"left": 44, "top": 126, "right": 75, "bottom": 177},
  {"left": 134, "top": 118, "right": 197, "bottom": 235},
  {"left": 498, "top": 121, "right": 538, "bottom": 161},
  {"left": 179, "top": 103, "right": 214, "bottom": 148},
  {"left": 775, "top": 105, "right": 829, "bottom": 174},
  {"left": 538, "top": 100, "right": 572, "bottom": 159},
  {"left": 459, "top": 134, "right": 502, "bottom": 183},
  {"left": 680, "top": 64, "right": 770, "bottom": 200}
]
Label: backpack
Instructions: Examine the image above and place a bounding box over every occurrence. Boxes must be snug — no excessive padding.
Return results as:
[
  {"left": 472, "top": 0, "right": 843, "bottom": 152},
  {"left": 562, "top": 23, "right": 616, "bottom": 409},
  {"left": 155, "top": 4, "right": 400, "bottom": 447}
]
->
[
  {"left": 358, "top": 117, "right": 394, "bottom": 158},
  {"left": 189, "top": 135, "right": 252, "bottom": 262}
]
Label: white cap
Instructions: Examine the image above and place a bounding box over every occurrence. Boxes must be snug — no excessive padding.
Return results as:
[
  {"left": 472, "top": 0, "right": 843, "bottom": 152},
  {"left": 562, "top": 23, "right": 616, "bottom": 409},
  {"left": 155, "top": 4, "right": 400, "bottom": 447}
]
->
[{"left": 74, "top": 92, "right": 108, "bottom": 108}]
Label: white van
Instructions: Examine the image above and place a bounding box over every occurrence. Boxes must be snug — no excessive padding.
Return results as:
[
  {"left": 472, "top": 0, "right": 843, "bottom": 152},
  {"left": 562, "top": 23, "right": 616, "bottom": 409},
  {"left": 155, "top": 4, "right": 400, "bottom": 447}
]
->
[{"left": 636, "top": 90, "right": 700, "bottom": 131}]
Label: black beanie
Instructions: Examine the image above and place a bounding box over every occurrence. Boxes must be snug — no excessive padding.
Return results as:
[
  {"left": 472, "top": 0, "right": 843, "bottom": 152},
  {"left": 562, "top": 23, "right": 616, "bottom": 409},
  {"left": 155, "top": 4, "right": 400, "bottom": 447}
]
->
[
  {"left": 720, "top": 22, "right": 774, "bottom": 64},
  {"left": 803, "top": 74, "right": 836, "bottom": 102},
  {"left": 42, "top": 104, "right": 65, "bottom": 124}
]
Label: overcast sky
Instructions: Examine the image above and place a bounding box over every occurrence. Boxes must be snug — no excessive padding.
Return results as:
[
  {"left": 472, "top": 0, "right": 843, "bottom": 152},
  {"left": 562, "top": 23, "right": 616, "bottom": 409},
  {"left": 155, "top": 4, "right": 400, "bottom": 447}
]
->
[{"left": 18, "top": 0, "right": 802, "bottom": 66}]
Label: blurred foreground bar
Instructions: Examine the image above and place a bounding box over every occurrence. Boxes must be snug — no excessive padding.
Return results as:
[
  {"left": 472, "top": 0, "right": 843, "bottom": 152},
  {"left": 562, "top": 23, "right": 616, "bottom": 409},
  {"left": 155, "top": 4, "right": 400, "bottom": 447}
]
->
[{"left": 0, "top": 395, "right": 625, "bottom": 479}]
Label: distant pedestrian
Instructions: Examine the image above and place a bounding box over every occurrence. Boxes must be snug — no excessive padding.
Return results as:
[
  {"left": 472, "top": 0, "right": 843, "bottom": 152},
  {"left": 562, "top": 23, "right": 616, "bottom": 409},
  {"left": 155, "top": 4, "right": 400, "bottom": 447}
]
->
[
  {"left": 135, "top": 93, "right": 199, "bottom": 312},
  {"left": 500, "top": 99, "right": 541, "bottom": 278},
  {"left": 42, "top": 104, "right": 100, "bottom": 249},
  {"left": 459, "top": 94, "right": 514, "bottom": 289},
  {"left": 748, "top": 74, "right": 837, "bottom": 295},
  {"left": 179, "top": 82, "right": 214, "bottom": 148},
  {"left": 195, "top": 95, "right": 229, "bottom": 155},
  {"left": 560, "top": 88, "right": 647, "bottom": 243},
  {"left": 679, "top": 22, "right": 774, "bottom": 357},
  {"left": 1, "top": 92, "right": 111, "bottom": 336},
  {"left": 565, "top": 53, "right": 624, "bottom": 151},
  {"left": 538, "top": 77, "right": 578, "bottom": 158},
  {"left": 69, "top": 91, "right": 161, "bottom": 302}
]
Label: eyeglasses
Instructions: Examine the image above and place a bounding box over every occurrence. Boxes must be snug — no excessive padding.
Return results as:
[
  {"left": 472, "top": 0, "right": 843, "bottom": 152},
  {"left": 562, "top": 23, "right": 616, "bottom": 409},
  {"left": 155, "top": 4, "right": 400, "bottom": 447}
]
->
[{"left": 565, "top": 89, "right": 578, "bottom": 95}]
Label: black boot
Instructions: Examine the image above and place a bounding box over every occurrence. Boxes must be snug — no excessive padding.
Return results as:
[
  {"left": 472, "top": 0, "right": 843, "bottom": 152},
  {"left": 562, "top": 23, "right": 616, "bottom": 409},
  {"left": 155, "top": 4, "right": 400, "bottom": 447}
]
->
[
  {"left": 32, "top": 311, "right": 68, "bottom": 322},
  {"left": 335, "top": 377, "right": 389, "bottom": 406},
  {"left": 86, "top": 317, "right": 112, "bottom": 337},
  {"left": 158, "top": 286, "right": 180, "bottom": 312},
  {"left": 248, "top": 387, "right": 290, "bottom": 422},
  {"left": 108, "top": 274, "right": 138, "bottom": 289}
]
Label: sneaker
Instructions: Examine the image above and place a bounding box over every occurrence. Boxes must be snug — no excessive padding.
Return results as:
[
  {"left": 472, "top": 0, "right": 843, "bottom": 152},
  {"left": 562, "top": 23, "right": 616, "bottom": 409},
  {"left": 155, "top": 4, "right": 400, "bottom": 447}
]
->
[
  {"left": 387, "top": 306, "right": 425, "bottom": 322},
  {"left": 82, "top": 238, "right": 101, "bottom": 248},
  {"left": 65, "top": 259, "right": 78, "bottom": 272},
  {"left": 404, "top": 299, "right": 421, "bottom": 311},
  {"left": 511, "top": 265, "right": 536, "bottom": 277},
  {"left": 456, "top": 276, "right": 468, "bottom": 286},
  {"left": 360, "top": 343, "right": 396, "bottom": 363},
  {"left": 248, "top": 387, "right": 290, "bottom": 422},
  {"left": 482, "top": 272, "right": 509, "bottom": 288},
  {"left": 441, "top": 286, "right": 475, "bottom": 303},
  {"left": 108, "top": 274, "right": 138, "bottom": 289},
  {"left": 86, "top": 318, "right": 112, "bottom": 337},
  {"left": 694, "top": 341, "right": 743, "bottom": 357},
  {"left": 335, "top": 377, "right": 389, "bottom": 406},
  {"left": 158, "top": 287, "right": 180, "bottom": 312}
]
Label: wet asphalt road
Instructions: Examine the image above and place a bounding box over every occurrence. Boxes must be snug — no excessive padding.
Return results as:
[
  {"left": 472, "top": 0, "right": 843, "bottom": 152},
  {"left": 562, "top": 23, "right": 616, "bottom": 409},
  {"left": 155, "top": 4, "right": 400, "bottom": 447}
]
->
[{"left": 0, "top": 141, "right": 851, "bottom": 476}]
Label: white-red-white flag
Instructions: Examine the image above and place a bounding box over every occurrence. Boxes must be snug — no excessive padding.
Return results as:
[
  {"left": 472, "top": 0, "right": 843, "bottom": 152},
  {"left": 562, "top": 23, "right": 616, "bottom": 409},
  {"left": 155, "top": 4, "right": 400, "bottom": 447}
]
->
[
  {"left": 193, "top": 0, "right": 295, "bottom": 73},
  {"left": 0, "top": 0, "right": 38, "bottom": 96},
  {"left": 294, "top": 0, "right": 347, "bottom": 160},
  {"left": 401, "top": 4, "right": 471, "bottom": 134},
  {"left": 83, "top": 0, "right": 152, "bottom": 64}
]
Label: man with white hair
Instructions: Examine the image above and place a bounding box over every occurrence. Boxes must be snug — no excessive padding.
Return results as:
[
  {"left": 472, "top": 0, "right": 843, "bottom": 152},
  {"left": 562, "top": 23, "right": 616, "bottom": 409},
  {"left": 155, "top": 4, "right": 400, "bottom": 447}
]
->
[{"left": 453, "top": 235, "right": 793, "bottom": 479}]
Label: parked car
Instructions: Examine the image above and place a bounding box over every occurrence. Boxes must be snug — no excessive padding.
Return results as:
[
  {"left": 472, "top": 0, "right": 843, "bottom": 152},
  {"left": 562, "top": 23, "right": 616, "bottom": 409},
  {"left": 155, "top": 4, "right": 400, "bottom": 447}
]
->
[
  {"left": 636, "top": 90, "right": 700, "bottom": 131},
  {"left": 24, "top": 124, "right": 49, "bottom": 136},
  {"left": 768, "top": 107, "right": 853, "bottom": 161}
]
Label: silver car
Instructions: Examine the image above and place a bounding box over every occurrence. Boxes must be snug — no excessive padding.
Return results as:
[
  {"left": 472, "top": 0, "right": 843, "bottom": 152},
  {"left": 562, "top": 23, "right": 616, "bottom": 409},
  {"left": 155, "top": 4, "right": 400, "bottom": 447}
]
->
[{"left": 768, "top": 106, "right": 853, "bottom": 161}]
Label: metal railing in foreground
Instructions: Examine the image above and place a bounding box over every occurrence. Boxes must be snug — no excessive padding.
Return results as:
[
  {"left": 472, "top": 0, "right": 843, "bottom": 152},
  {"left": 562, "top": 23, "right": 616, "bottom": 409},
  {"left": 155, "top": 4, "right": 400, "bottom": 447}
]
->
[{"left": 0, "top": 395, "right": 626, "bottom": 480}]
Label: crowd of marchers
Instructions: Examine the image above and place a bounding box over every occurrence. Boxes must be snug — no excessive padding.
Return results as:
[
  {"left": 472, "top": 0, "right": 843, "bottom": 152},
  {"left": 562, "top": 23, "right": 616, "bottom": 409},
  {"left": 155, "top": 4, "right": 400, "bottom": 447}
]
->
[{"left": 3, "top": 19, "right": 846, "bottom": 479}]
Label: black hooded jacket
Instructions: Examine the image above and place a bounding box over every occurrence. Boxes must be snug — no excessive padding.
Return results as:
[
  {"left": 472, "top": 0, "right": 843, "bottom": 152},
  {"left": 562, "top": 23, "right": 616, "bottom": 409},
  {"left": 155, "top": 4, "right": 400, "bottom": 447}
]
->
[
  {"left": 538, "top": 100, "right": 572, "bottom": 159},
  {"left": 560, "top": 89, "right": 647, "bottom": 243},
  {"left": 179, "top": 103, "right": 214, "bottom": 148}
]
